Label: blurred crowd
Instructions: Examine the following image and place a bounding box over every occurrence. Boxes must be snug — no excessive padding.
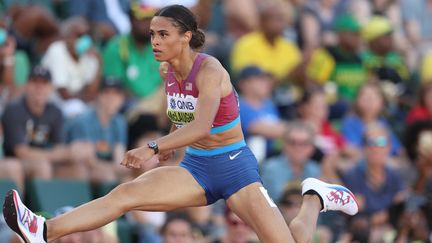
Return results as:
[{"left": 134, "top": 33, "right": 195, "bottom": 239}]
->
[{"left": 0, "top": 0, "right": 432, "bottom": 242}]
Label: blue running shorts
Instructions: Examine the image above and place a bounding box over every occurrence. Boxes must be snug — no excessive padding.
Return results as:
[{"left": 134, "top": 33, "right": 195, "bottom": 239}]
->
[{"left": 181, "top": 140, "right": 261, "bottom": 205}]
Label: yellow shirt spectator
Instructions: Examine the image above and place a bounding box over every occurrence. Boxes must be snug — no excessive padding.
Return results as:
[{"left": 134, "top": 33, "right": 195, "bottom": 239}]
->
[{"left": 231, "top": 32, "right": 301, "bottom": 81}]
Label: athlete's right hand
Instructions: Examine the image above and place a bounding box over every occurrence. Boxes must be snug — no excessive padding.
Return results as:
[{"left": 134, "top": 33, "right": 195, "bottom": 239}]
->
[
  {"left": 159, "top": 149, "right": 175, "bottom": 162},
  {"left": 121, "top": 146, "right": 154, "bottom": 169}
]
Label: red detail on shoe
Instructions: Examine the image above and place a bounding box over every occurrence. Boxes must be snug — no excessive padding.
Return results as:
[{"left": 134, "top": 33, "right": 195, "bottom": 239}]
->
[
  {"left": 19, "top": 207, "right": 38, "bottom": 235},
  {"left": 327, "top": 190, "right": 351, "bottom": 206},
  {"left": 29, "top": 215, "right": 39, "bottom": 234}
]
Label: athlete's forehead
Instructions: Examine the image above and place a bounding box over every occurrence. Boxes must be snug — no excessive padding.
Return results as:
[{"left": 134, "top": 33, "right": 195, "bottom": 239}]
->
[{"left": 150, "top": 16, "right": 178, "bottom": 32}]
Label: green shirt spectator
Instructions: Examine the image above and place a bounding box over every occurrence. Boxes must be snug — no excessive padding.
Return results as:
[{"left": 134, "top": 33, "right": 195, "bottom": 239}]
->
[
  {"left": 361, "top": 50, "right": 410, "bottom": 84},
  {"left": 306, "top": 14, "right": 366, "bottom": 101},
  {"left": 102, "top": 3, "right": 162, "bottom": 99},
  {"left": 361, "top": 16, "right": 410, "bottom": 85},
  {"left": 103, "top": 35, "right": 161, "bottom": 98}
]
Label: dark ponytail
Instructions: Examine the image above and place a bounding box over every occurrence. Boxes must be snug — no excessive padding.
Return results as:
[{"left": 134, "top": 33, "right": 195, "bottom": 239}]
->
[
  {"left": 155, "top": 4, "right": 206, "bottom": 50},
  {"left": 190, "top": 29, "right": 205, "bottom": 50}
]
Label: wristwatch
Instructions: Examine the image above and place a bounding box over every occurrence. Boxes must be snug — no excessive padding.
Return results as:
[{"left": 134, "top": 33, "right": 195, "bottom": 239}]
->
[{"left": 147, "top": 141, "right": 159, "bottom": 155}]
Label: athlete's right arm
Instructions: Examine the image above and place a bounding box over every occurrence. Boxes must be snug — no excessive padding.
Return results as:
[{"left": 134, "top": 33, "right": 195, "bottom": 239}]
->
[{"left": 121, "top": 60, "right": 223, "bottom": 168}]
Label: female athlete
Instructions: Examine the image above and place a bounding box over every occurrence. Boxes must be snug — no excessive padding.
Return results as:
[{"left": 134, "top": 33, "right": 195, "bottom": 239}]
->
[{"left": 3, "top": 5, "right": 358, "bottom": 243}]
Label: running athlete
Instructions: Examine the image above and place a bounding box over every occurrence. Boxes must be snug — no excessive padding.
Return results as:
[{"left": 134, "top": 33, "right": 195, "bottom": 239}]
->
[{"left": 2, "top": 5, "right": 358, "bottom": 243}]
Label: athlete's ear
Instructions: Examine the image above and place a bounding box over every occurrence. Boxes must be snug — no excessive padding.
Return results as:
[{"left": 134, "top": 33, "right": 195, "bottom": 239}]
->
[{"left": 183, "top": 31, "right": 192, "bottom": 44}]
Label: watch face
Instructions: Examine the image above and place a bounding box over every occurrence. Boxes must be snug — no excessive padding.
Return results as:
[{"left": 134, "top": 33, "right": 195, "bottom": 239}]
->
[
  {"left": 148, "top": 141, "right": 159, "bottom": 154},
  {"left": 148, "top": 141, "right": 157, "bottom": 148}
]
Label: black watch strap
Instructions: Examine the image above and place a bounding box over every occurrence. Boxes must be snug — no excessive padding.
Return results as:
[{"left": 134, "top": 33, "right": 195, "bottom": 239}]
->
[{"left": 147, "top": 141, "right": 159, "bottom": 154}]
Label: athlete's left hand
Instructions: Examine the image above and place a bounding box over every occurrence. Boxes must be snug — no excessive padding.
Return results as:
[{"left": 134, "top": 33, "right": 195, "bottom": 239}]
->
[{"left": 121, "top": 146, "right": 155, "bottom": 169}]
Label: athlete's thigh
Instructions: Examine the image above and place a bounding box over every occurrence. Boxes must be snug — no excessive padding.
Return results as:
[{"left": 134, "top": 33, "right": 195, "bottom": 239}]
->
[
  {"left": 226, "top": 182, "right": 295, "bottom": 243},
  {"left": 113, "top": 166, "right": 207, "bottom": 211}
]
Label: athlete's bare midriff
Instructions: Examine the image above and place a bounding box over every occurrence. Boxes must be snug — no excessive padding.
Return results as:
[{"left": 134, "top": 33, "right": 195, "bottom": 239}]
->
[{"left": 189, "top": 123, "right": 245, "bottom": 150}]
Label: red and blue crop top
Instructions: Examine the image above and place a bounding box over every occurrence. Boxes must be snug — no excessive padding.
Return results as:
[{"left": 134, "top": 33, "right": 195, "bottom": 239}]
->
[{"left": 165, "top": 53, "right": 240, "bottom": 134}]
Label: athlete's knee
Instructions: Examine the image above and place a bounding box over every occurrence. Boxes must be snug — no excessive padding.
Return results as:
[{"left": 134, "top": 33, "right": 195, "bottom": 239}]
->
[{"left": 107, "top": 181, "right": 141, "bottom": 210}]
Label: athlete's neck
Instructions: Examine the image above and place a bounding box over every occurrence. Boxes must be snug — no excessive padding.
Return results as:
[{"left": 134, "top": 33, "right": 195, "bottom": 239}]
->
[{"left": 169, "top": 49, "right": 197, "bottom": 81}]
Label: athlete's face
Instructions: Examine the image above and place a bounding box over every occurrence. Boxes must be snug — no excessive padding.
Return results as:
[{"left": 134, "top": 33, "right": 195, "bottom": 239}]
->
[{"left": 150, "top": 16, "right": 191, "bottom": 62}]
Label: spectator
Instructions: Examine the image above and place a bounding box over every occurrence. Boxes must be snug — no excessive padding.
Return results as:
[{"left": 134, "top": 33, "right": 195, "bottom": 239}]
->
[
  {"left": 401, "top": 0, "right": 432, "bottom": 70},
  {"left": 237, "top": 66, "right": 285, "bottom": 161},
  {"left": 303, "top": 14, "right": 365, "bottom": 107},
  {"left": 342, "top": 123, "right": 407, "bottom": 241},
  {"left": 231, "top": 1, "right": 301, "bottom": 82},
  {"left": 0, "top": 14, "right": 30, "bottom": 105},
  {"left": 8, "top": 4, "right": 59, "bottom": 63},
  {"left": 341, "top": 82, "right": 403, "bottom": 158},
  {"left": 351, "top": 0, "right": 408, "bottom": 62},
  {"left": 296, "top": 0, "right": 349, "bottom": 52},
  {"left": 186, "top": 206, "right": 222, "bottom": 242},
  {"left": 102, "top": 3, "right": 162, "bottom": 101},
  {"left": 404, "top": 120, "right": 432, "bottom": 171},
  {"left": 3, "top": 0, "right": 68, "bottom": 20},
  {"left": 408, "top": 128, "right": 432, "bottom": 238},
  {"left": 338, "top": 214, "right": 371, "bottom": 243},
  {"left": 69, "top": 0, "right": 130, "bottom": 37},
  {"left": 66, "top": 77, "right": 128, "bottom": 183},
  {"left": 361, "top": 16, "right": 410, "bottom": 86},
  {"left": 1, "top": 65, "right": 85, "bottom": 179},
  {"left": 406, "top": 82, "right": 432, "bottom": 125},
  {"left": 161, "top": 213, "right": 194, "bottom": 243},
  {"left": 391, "top": 202, "right": 430, "bottom": 243},
  {"left": 261, "top": 121, "right": 320, "bottom": 202},
  {"left": 297, "top": 87, "right": 358, "bottom": 162},
  {"left": 213, "top": 208, "right": 258, "bottom": 243},
  {"left": 0, "top": 158, "right": 24, "bottom": 194},
  {"left": 204, "top": 0, "right": 259, "bottom": 71},
  {"left": 41, "top": 16, "right": 101, "bottom": 117}
]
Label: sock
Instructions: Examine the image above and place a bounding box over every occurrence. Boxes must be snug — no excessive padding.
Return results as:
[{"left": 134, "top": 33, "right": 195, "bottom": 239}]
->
[
  {"left": 43, "top": 222, "right": 47, "bottom": 242},
  {"left": 304, "top": 190, "right": 324, "bottom": 210}
]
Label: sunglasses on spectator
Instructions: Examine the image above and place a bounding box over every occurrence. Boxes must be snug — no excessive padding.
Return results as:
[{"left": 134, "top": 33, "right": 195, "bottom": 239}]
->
[
  {"left": 285, "top": 139, "right": 313, "bottom": 147},
  {"left": 365, "top": 136, "right": 388, "bottom": 147}
]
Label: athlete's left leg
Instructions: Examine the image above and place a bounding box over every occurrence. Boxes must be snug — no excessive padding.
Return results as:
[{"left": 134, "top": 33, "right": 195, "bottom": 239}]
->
[{"left": 227, "top": 178, "right": 358, "bottom": 243}]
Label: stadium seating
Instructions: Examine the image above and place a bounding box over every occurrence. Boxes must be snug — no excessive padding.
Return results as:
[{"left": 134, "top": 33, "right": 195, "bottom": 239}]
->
[{"left": 25, "top": 179, "right": 92, "bottom": 215}]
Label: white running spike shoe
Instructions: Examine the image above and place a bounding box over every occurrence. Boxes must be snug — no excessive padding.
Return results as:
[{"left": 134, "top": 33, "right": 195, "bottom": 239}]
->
[
  {"left": 302, "top": 177, "right": 359, "bottom": 216},
  {"left": 3, "top": 190, "right": 47, "bottom": 243}
]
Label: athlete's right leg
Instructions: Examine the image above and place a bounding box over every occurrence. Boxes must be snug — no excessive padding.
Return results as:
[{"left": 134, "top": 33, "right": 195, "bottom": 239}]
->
[{"left": 3, "top": 166, "right": 207, "bottom": 242}]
